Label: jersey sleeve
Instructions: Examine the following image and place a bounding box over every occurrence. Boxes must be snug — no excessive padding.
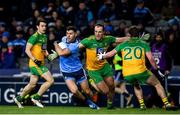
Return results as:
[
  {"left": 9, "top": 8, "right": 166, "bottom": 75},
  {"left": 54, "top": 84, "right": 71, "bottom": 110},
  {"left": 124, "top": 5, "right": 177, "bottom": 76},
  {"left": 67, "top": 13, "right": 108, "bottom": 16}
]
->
[
  {"left": 107, "top": 35, "right": 116, "bottom": 44},
  {"left": 80, "top": 38, "right": 89, "bottom": 48},
  {"left": 143, "top": 42, "right": 151, "bottom": 52},
  {"left": 115, "top": 42, "right": 126, "bottom": 52},
  {"left": 28, "top": 35, "right": 37, "bottom": 45},
  {"left": 61, "top": 36, "right": 67, "bottom": 42}
]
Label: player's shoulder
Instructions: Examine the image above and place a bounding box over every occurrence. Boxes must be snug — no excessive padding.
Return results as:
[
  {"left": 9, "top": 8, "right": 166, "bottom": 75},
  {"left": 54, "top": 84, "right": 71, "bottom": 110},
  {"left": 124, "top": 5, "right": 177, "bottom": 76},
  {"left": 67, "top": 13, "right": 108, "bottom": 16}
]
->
[
  {"left": 104, "top": 35, "right": 115, "bottom": 39},
  {"left": 132, "top": 37, "right": 148, "bottom": 44},
  {"left": 140, "top": 39, "right": 149, "bottom": 45},
  {"left": 87, "top": 35, "right": 95, "bottom": 40},
  {"left": 81, "top": 35, "right": 95, "bottom": 43},
  {"left": 138, "top": 40, "right": 150, "bottom": 49},
  {"left": 61, "top": 36, "right": 67, "bottom": 42},
  {"left": 32, "top": 32, "right": 39, "bottom": 37},
  {"left": 121, "top": 41, "right": 129, "bottom": 47}
]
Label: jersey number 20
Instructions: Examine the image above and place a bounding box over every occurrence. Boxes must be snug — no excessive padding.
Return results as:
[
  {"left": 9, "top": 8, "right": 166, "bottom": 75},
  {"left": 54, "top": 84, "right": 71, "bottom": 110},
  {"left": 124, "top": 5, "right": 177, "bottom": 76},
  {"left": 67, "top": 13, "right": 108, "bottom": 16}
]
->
[{"left": 124, "top": 47, "right": 142, "bottom": 60}]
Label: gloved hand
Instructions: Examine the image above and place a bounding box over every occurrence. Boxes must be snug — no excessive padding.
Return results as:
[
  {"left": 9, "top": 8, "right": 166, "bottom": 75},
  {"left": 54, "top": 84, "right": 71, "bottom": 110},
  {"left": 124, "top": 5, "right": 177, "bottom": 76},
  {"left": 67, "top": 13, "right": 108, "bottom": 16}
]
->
[
  {"left": 157, "top": 68, "right": 165, "bottom": 78},
  {"left": 47, "top": 50, "right": 58, "bottom": 61},
  {"left": 97, "top": 52, "right": 106, "bottom": 60},
  {"left": 141, "top": 33, "right": 150, "bottom": 41},
  {"left": 34, "top": 59, "right": 42, "bottom": 66}
]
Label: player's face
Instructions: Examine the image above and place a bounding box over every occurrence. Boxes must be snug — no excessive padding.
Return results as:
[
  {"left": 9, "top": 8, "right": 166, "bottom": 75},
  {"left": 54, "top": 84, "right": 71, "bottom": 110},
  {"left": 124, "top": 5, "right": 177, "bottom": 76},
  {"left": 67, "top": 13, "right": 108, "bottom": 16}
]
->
[
  {"left": 94, "top": 26, "right": 104, "bottom": 41},
  {"left": 37, "top": 22, "right": 47, "bottom": 34},
  {"left": 66, "top": 30, "right": 77, "bottom": 42}
]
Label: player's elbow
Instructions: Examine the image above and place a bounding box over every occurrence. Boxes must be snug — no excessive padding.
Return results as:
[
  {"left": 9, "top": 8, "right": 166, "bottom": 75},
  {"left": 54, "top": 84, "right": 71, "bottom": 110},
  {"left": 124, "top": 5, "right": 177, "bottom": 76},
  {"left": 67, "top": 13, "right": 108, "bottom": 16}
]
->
[{"left": 25, "top": 48, "right": 30, "bottom": 55}]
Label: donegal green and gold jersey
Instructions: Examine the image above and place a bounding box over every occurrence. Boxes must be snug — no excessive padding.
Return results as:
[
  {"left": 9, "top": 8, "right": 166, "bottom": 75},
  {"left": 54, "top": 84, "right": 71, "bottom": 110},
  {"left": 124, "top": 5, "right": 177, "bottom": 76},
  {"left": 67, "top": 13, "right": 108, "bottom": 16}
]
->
[
  {"left": 115, "top": 37, "right": 150, "bottom": 77},
  {"left": 28, "top": 32, "right": 47, "bottom": 67},
  {"left": 81, "top": 35, "right": 116, "bottom": 70}
]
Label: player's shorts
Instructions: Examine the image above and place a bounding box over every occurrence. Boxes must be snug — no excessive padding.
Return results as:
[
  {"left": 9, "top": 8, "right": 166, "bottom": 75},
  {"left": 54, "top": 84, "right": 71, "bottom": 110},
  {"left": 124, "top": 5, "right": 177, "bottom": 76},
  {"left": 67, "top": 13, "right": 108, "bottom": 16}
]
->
[
  {"left": 124, "top": 70, "right": 153, "bottom": 85},
  {"left": 62, "top": 68, "right": 87, "bottom": 85},
  {"left": 88, "top": 63, "right": 114, "bottom": 84},
  {"left": 30, "top": 66, "right": 49, "bottom": 77}
]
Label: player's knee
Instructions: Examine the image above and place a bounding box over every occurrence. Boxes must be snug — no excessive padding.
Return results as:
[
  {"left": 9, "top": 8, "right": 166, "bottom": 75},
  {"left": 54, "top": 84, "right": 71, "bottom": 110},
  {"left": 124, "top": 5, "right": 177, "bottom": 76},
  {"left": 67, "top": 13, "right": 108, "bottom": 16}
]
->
[
  {"left": 102, "top": 88, "right": 109, "bottom": 95},
  {"left": 50, "top": 78, "right": 54, "bottom": 85},
  {"left": 29, "top": 83, "right": 36, "bottom": 89},
  {"left": 71, "top": 88, "right": 79, "bottom": 95},
  {"left": 47, "top": 78, "right": 54, "bottom": 85},
  {"left": 109, "top": 84, "right": 115, "bottom": 90},
  {"left": 154, "top": 82, "right": 162, "bottom": 88},
  {"left": 149, "top": 77, "right": 160, "bottom": 87},
  {"left": 84, "top": 88, "right": 91, "bottom": 95}
]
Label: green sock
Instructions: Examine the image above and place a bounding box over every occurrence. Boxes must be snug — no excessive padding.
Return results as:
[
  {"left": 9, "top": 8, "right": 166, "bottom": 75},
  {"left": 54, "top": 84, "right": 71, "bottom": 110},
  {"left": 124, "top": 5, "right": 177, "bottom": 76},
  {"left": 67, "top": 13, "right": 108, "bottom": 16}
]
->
[
  {"left": 31, "top": 94, "right": 41, "bottom": 100},
  {"left": 107, "top": 101, "right": 113, "bottom": 108},
  {"left": 16, "top": 96, "right": 24, "bottom": 102},
  {"left": 24, "top": 94, "right": 30, "bottom": 99}
]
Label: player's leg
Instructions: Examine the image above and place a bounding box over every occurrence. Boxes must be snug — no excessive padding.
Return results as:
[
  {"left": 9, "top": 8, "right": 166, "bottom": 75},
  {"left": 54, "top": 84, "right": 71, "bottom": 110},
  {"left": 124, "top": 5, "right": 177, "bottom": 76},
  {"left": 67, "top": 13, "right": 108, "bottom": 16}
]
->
[
  {"left": 31, "top": 66, "right": 54, "bottom": 108},
  {"left": 88, "top": 69, "right": 109, "bottom": 95},
  {"left": 104, "top": 76, "right": 115, "bottom": 109},
  {"left": 37, "top": 71, "right": 54, "bottom": 96},
  {"left": 88, "top": 65, "right": 114, "bottom": 109},
  {"left": 89, "top": 78, "right": 100, "bottom": 92},
  {"left": 114, "top": 72, "right": 125, "bottom": 94},
  {"left": 114, "top": 72, "right": 133, "bottom": 107},
  {"left": 146, "top": 74, "right": 175, "bottom": 110},
  {"left": 125, "top": 75, "right": 146, "bottom": 110},
  {"left": 80, "top": 79, "right": 93, "bottom": 97},
  {"left": 65, "top": 79, "right": 86, "bottom": 100},
  {"left": 75, "top": 69, "right": 100, "bottom": 109},
  {"left": 88, "top": 78, "right": 100, "bottom": 103},
  {"left": 14, "top": 75, "right": 39, "bottom": 108},
  {"left": 133, "top": 83, "right": 146, "bottom": 110},
  {"left": 115, "top": 82, "right": 133, "bottom": 107},
  {"left": 80, "top": 80, "right": 100, "bottom": 109},
  {"left": 103, "top": 63, "right": 115, "bottom": 109},
  {"left": 90, "top": 75, "right": 110, "bottom": 106}
]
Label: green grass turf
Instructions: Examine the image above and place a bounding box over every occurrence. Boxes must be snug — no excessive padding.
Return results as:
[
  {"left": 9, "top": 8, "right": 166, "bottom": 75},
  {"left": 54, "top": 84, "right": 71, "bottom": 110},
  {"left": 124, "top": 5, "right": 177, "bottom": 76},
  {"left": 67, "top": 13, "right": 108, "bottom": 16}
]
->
[{"left": 0, "top": 106, "right": 179, "bottom": 114}]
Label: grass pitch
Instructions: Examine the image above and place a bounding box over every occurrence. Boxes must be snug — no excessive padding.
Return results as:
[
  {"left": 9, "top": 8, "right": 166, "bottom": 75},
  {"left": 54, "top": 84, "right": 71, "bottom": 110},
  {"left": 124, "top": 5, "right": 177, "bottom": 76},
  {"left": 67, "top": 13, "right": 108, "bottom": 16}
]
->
[{"left": 0, "top": 106, "right": 179, "bottom": 114}]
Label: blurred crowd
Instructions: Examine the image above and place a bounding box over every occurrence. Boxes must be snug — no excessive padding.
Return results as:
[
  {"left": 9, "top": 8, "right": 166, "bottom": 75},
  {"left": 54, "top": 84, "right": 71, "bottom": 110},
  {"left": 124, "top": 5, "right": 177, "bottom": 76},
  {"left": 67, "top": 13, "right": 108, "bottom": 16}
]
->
[{"left": 0, "top": 0, "right": 180, "bottom": 69}]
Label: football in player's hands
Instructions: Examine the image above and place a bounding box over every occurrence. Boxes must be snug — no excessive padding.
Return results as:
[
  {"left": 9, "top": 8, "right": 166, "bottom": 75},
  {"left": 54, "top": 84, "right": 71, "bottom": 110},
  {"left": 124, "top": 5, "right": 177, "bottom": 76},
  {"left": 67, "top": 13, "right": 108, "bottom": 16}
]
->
[{"left": 58, "top": 42, "right": 67, "bottom": 49}]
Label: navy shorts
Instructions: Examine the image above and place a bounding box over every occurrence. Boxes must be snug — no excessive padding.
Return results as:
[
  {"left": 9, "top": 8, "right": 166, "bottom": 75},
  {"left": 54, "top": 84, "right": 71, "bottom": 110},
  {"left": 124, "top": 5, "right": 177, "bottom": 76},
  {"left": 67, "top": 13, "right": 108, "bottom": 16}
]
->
[{"left": 62, "top": 68, "right": 87, "bottom": 85}]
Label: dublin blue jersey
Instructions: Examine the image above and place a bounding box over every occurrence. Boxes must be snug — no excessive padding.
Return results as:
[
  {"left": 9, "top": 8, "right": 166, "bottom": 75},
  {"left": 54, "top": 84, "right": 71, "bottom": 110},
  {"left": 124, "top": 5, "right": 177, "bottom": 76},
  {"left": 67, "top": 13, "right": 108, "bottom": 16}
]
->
[{"left": 59, "top": 36, "right": 82, "bottom": 73}]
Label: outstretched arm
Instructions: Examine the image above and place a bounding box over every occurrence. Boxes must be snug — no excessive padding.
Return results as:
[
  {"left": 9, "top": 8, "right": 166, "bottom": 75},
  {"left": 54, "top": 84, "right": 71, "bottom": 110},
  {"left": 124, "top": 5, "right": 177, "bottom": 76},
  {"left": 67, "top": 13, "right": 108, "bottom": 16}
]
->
[
  {"left": 98, "top": 49, "right": 117, "bottom": 60},
  {"left": 78, "top": 43, "right": 85, "bottom": 50},
  {"left": 115, "top": 37, "right": 130, "bottom": 44}
]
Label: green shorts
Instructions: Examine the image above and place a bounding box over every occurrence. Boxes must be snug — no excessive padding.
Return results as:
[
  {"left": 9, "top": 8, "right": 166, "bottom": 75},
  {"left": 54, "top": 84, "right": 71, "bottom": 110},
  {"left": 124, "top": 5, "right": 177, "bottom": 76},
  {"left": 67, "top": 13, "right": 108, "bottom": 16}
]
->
[
  {"left": 124, "top": 70, "right": 152, "bottom": 85},
  {"left": 88, "top": 63, "right": 114, "bottom": 84},
  {"left": 29, "top": 66, "right": 49, "bottom": 77}
]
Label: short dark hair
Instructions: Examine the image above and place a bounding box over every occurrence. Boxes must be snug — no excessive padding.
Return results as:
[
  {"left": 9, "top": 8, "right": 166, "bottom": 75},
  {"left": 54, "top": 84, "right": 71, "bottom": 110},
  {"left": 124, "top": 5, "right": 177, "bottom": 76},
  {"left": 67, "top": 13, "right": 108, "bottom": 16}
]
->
[
  {"left": 94, "top": 23, "right": 104, "bottom": 31},
  {"left": 129, "top": 26, "right": 139, "bottom": 37},
  {"left": 36, "top": 19, "right": 47, "bottom": 26},
  {"left": 66, "top": 26, "right": 77, "bottom": 32}
]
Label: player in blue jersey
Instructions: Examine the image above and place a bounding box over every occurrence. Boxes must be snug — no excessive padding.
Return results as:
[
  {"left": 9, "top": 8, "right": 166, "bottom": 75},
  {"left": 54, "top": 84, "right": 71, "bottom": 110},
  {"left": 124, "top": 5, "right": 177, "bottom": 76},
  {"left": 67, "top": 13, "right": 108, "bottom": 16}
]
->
[{"left": 53, "top": 26, "right": 99, "bottom": 109}]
